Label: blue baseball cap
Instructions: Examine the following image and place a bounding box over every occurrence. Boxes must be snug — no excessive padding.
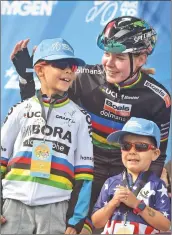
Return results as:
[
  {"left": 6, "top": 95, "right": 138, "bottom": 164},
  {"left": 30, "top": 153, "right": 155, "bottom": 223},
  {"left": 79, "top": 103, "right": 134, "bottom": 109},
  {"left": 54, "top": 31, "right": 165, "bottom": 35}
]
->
[
  {"left": 33, "top": 38, "right": 85, "bottom": 66},
  {"left": 107, "top": 117, "right": 160, "bottom": 147}
]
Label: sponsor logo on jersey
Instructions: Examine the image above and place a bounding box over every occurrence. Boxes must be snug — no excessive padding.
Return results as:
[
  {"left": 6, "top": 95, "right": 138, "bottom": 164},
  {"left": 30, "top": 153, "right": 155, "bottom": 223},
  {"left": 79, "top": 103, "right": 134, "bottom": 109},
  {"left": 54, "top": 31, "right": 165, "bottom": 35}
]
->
[
  {"left": 24, "top": 111, "right": 41, "bottom": 118},
  {"left": 22, "top": 125, "right": 72, "bottom": 144},
  {"left": 56, "top": 113, "right": 75, "bottom": 127},
  {"left": 137, "top": 182, "right": 155, "bottom": 205},
  {"left": 79, "top": 109, "right": 92, "bottom": 137},
  {"left": 80, "top": 155, "right": 94, "bottom": 162},
  {"left": 103, "top": 98, "right": 132, "bottom": 117},
  {"left": 23, "top": 137, "right": 70, "bottom": 155},
  {"left": 102, "top": 88, "right": 117, "bottom": 98},
  {"left": 76, "top": 67, "right": 102, "bottom": 75},
  {"left": 121, "top": 94, "right": 139, "bottom": 100},
  {"left": 144, "top": 80, "right": 171, "bottom": 108},
  {"left": 101, "top": 88, "right": 139, "bottom": 100},
  {"left": 100, "top": 110, "right": 127, "bottom": 122},
  {"left": 1, "top": 146, "right": 7, "bottom": 152}
]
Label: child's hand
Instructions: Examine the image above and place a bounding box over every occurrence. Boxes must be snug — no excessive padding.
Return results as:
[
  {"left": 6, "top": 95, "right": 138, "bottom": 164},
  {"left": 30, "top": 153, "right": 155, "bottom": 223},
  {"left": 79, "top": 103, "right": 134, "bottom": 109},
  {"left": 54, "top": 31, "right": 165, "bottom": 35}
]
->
[
  {"left": 111, "top": 185, "right": 129, "bottom": 207},
  {"left": 10, "top": 38, "right": 36, "bottom": 82},
  {"left": 119, "top": 186, "right": 140, "bottom": 209},
  {"left": 65, "top": 226, "right": 77, "bottom": 234},
  {"left": 0, "top": 215, "right": 7, "bottom": 224}
]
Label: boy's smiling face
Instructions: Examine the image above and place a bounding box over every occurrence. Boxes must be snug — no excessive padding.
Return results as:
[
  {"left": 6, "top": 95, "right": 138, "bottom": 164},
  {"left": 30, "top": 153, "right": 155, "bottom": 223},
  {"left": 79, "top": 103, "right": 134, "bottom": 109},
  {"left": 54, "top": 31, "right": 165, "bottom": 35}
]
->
[
  {"left": 121, "top": 134, "right": 160, "bottom": 175},
  {"left": 34, "top": 61, "right": 76, "bottom": 96}
]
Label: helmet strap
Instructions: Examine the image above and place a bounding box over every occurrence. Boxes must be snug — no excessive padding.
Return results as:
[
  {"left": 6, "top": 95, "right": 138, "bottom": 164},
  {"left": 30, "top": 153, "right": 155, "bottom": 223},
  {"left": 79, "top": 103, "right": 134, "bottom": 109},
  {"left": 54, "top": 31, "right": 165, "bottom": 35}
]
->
[
  {"left": 129, "top": 53, "right": 134, "bottom": 78},
  {"left": 118, "top": 53, "right": 141, "bottom": 85}
]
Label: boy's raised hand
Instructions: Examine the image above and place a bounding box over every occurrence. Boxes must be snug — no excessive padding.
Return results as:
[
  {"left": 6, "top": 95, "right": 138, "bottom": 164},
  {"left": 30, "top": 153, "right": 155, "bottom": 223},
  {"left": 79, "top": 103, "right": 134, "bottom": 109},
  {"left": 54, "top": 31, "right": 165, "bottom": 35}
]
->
[
  {"left": 10, "top": 39, "right": 29, "bottom": 60},
  {"left": 10, "top": 39, "right": 35, "bottom": 82}
]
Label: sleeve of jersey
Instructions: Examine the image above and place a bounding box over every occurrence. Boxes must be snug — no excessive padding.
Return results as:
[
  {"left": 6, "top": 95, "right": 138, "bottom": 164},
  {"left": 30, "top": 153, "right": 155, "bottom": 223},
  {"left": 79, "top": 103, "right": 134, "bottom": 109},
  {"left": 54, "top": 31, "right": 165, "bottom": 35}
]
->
[
  {"left": 19, "top": 77, "right": 35, "bottom": 101},
  {"left": 1, "top": 104, "right": 20, "bottom": 178},
  {"left": 153, "top": 92, "right": 171, "bottom": 162},
  {"left": 92, "top": 179, "right": 110, "bottom": 215},
  {"left": 66, "top": 112, "right": 94, "bottom": 233},
  {"left": 154, "top": 180, "right": 171, "bottom": 221},
  {"left": 68, "top": 64, "right": 102, "bottom": 103}
]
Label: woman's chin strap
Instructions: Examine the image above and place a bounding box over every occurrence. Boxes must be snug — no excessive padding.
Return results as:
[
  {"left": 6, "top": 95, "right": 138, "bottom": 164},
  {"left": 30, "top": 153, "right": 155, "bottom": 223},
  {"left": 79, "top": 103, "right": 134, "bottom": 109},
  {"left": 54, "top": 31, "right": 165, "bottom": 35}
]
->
[{"left": 119, "top": 53, "right": 142, "bottom": 85}]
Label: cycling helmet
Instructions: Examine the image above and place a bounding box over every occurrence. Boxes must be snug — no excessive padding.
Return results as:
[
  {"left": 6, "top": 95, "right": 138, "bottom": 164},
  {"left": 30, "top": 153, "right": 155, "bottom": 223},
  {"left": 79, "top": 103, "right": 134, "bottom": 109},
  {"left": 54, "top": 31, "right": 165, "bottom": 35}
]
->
[{"left": 97, "top": 16, "right": 157, "bottom": 55}]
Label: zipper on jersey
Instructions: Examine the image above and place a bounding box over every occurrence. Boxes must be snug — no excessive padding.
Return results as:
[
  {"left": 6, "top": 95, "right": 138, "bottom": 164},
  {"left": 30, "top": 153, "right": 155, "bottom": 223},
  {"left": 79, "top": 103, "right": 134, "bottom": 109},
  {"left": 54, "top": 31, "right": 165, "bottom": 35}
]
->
[{"left": 116, "top": 84, "right": 121, "bottom": 103}]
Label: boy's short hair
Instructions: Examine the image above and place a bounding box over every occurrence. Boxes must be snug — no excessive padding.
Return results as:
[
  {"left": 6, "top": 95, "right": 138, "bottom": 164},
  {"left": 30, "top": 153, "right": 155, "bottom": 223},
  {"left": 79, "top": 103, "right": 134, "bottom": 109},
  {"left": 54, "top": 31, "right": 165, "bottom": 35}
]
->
[
  {"left": 33, "top": 38, "right": 85, "bottom": 66},
  {"left": 107, "top": 117, "right": 160, "bottom": 148}
]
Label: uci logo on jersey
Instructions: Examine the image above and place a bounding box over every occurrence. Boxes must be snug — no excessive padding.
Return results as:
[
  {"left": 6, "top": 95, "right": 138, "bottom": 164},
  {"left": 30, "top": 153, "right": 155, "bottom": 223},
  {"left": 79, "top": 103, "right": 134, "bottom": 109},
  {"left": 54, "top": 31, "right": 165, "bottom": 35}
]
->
[
  {"left": 24, "top": 111, "right": 41, "bottom": 118},
  {"left": 103, "top": 88, "right": 117, "bottom": 98}
]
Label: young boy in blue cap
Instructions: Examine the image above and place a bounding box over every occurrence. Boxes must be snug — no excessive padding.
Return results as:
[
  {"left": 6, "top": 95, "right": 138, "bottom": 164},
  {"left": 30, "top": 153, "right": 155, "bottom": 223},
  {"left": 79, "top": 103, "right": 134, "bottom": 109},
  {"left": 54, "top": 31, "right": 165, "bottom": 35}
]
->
[
  {"left": 91, "top": 117, "right": 171, "bottom": 234},
  {"left": 1, "top": 38, "right": 93, "bottom": 234}
]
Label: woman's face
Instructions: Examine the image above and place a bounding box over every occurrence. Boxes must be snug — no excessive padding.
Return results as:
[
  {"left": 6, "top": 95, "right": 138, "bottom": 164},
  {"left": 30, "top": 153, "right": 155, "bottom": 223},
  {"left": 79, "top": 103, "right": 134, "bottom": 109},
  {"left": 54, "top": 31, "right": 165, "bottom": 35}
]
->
[{"left": 102, "top": 52, "right": 146, "bottom": 84}]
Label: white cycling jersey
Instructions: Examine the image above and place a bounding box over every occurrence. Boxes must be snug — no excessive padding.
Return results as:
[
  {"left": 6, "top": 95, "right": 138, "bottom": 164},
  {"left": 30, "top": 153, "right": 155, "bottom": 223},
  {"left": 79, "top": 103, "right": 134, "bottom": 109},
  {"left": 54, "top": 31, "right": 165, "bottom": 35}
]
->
[{"left": 1, "top": 94, "right": 93, "bottom": 206}]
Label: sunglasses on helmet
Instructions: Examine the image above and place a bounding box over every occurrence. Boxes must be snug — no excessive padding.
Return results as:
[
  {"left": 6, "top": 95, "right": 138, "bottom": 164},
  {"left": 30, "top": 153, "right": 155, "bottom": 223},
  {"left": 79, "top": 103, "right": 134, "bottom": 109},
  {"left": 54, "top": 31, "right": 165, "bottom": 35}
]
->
[{"left": 120, "top": 141, "right": 156, "bottom": 152}]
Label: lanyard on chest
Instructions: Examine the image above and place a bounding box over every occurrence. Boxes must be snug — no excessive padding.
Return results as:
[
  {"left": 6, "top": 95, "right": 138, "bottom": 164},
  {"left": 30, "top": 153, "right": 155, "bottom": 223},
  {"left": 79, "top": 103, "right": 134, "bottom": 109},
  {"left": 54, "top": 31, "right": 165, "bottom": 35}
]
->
[
  {"left": 36, "top": 91, "right": 58, "bottom": 141},
  {"left": 120, "top": 170, "right": 151, "bottom": 224},
  {"left": 121, "top": 170, "right": 151, "bottom": 195}
]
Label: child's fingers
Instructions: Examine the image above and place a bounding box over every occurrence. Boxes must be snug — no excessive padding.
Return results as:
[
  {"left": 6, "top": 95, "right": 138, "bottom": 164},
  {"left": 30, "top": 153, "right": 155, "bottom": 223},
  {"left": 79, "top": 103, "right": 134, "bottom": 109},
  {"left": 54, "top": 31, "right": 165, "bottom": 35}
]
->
[
  {"left": 21, "top": 38, "right": 30, "bottom": 48},
  {"left": 10, "top": 40, "right": 24, "bottom": 60},
  {"left": 114, "top": 191, "right": 129, "bottom": 201},
  {"left": 0, "top": 215, "right": 6, "bottom": 224}
]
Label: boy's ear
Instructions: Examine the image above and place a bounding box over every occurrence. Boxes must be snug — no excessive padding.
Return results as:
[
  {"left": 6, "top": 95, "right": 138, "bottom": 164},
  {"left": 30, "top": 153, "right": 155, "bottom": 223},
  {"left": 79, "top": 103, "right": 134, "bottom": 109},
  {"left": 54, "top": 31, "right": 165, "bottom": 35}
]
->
[
  {"left": 152, "top": 148, "right": 161, "bottom": 161},
  {"left": 34, "top": 64, "right": 44, "bottom": 78}
]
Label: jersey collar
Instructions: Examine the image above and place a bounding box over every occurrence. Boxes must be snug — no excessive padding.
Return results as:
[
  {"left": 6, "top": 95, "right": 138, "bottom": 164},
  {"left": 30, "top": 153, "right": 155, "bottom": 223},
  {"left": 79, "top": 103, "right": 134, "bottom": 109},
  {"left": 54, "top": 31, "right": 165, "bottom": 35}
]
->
[
  {"left": 35, "top": 90, "right": 70, "bottom": 107},
  {"left": 114, "top": 72, "right": 142, "bottom": 89}
]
